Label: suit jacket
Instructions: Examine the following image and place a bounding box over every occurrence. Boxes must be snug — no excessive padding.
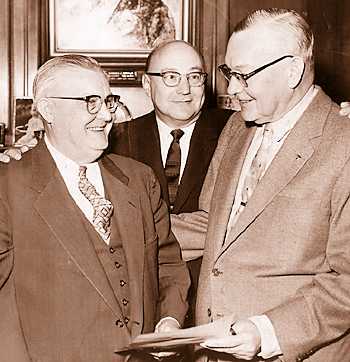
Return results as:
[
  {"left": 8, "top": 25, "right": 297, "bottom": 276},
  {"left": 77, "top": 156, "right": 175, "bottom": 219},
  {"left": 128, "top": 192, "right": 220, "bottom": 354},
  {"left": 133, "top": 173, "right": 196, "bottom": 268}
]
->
[
  {"left": 0, "top": 142, "right": 190, "bottom": 362},
  {"left": 108, "top": 109, "right": 231, "bottom": 214},
  {"left": 174, "top": 88, "right": 350, "bottom": 362}
]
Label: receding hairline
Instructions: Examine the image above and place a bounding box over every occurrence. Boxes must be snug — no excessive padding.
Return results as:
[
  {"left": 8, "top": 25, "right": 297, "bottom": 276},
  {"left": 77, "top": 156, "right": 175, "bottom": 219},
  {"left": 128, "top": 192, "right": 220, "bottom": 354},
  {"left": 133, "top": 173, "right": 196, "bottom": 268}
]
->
[
  {"left": 145, "top": 40, "right": 205, "bottom": 71},
  {"left": 229, "top": 8, "right": 314, "bottom": 64},
  {"left": 33, "top": 54, "right": 108, "bottom": 100}
]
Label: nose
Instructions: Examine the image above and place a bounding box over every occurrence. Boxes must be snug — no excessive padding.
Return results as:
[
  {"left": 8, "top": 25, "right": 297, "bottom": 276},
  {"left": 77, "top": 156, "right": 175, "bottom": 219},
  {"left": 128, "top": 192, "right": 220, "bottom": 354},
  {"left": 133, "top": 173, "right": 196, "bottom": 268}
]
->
[
  {"left": 176, "top": 75, "right": 191, "bottom": 94},
  {"left": 227, "top": 76, "right": 244, "bottom": 96},
  {"left": 97, "top": 102, "right": 112, "bottom": 123}
]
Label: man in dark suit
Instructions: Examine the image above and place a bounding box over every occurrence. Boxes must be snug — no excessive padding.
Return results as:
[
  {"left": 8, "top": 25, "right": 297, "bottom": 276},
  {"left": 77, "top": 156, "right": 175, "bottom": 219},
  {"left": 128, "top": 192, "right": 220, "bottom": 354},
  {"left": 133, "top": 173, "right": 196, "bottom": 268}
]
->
[
  {"left": 0, "top": 54, "right": 190, "bottom": 362},
  {"left": 109, "top": 41, "right": 231, "bottom": 326}
]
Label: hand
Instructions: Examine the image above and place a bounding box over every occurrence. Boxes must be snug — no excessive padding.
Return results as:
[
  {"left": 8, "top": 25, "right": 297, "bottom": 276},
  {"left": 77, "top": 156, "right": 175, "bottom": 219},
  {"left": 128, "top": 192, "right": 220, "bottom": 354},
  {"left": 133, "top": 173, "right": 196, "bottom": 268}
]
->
[
  {"left": 201, "top": 319, "right": 261, "bottom": 360},
  {"left": 0, "top": 115, "right": 42, "bottom": 163},
  {"left": 339, "top": 102, "right": 350, "bottom": 118},
  {"left": 0, "top": 135, "right": 38, "bottom": 163},
  {"left": 151, "top": 318, "right": 182, "bottom": 360}
]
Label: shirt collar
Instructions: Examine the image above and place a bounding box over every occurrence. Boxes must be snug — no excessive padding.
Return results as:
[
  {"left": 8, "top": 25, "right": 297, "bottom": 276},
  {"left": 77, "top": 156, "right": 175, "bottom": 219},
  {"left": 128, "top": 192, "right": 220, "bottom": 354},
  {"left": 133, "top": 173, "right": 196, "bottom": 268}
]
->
[
  {"left": 155, "top": 115, "right": 197, "bottom": 134},
  {"left": 266, "top": 85, "right": 318, "bottom": 142},
  {"left": 45, "top": 136, "right": 99, "bottom": 173}
]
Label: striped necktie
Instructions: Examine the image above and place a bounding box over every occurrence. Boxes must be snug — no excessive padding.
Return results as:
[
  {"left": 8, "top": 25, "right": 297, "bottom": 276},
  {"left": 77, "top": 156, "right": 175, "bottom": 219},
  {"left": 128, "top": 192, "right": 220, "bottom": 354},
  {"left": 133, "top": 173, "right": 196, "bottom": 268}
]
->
[
  {"left": 164, "top": 129, "right": 184, "bottom": 208},
  {"left": 78, "top": 166, "right": 114, "bottom": 243},
  {"left": 241, "top": 125, "right": 274, "bottom": 206}
]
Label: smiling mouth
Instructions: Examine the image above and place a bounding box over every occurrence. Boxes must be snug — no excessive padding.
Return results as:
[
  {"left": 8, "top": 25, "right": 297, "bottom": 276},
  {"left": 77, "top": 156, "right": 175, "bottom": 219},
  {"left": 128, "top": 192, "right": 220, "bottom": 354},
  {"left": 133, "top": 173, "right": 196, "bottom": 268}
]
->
[
  {"left": 87, "top": 125, "right": 107, "bottom": 131},
  {"left": 173, "top": 99, "right": 193, "bottom": 103}
]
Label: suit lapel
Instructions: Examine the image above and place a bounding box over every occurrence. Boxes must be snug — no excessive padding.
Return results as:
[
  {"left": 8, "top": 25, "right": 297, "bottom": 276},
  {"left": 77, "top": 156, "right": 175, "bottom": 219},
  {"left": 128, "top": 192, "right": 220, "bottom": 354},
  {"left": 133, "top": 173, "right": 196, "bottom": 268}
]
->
[
  {"left": 207, "top": 121, "right": 255, "bottom": 259},
  {"left": 32, "top": 144, "right": 126, "bottom": 324},
  {"left": 220, "top": 89, "right": 331, "bottom": 258},
  {"left": 100, "top": 156, "right": 145, "bottom": 337},
  {"left": 173, "top": 112, "right": 221, "bottom": 212},
  {"left": 136, "top": 112, "right": 169, "bottom": 205}
]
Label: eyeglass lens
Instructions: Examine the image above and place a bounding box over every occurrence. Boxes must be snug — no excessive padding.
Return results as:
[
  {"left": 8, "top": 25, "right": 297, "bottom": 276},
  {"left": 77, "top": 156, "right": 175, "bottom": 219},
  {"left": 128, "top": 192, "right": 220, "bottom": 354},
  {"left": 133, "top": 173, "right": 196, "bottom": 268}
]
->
[
  {"left": 162, "top": 72, "right": 206, "bottom": 87},
  {"left": 87, "top": 95, "right": 119, "bottom": 114}
]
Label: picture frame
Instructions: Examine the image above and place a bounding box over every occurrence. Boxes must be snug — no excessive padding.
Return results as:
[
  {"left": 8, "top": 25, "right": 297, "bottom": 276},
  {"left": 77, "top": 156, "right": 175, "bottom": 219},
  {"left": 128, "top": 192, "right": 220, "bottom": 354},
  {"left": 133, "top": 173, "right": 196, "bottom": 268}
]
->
[
  {"left": 47, "top": 0, "right": 196, "bottom": 85},
  {"left": 9, "top": 97, "right": 33, "bottom": 146}
]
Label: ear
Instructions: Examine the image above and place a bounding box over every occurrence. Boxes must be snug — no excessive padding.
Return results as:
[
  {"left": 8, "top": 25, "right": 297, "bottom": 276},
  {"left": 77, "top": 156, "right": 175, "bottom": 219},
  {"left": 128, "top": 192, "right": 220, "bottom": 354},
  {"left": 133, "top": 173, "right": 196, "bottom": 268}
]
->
[
  {"left": 287, "top": 56, "right": 305, "bottom": 89},
  {"left": 142, "top": 73, "right": 151, "bottom": 97},
  {"left": 36, "top": 98, "right": 54, "bottom": 125}
]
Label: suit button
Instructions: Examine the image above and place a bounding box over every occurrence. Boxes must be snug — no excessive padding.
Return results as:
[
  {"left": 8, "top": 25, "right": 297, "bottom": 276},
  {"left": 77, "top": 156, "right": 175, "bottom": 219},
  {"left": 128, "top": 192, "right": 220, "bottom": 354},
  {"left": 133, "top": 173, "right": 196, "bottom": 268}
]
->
[
  {"left": 120, "top": 280, "right": 127, "bottom": 287},
  {"left": 207, "top": 308, "right": 212, "bottom": 317},
  {"left": 124, "top": 317, "right": 130, "bottom": 325},
  {"left": 109, "top": 247, "right": 115, "bottom": 253},
  {"left": 122, "top": 298, "right": 129, "bottom": 306},
  {"left": 115, "top": 261, "right": 122, "bottom": 268},
  {"left": 115, "top": 319, "right": 124, "bottom": 328},
  {"left": 212, "top": 268, "right": 222, "bottom": 276}
]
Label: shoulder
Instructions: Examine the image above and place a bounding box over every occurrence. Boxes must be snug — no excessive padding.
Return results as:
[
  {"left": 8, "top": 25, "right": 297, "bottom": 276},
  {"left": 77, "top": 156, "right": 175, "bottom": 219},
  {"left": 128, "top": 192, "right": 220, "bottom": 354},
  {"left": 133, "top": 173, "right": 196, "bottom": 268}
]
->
[
  {"left": 104, "top": 153, "right": 155, "bottom": 180},
  {"left": 199, "top": 108, "right": 233, "bottom": 126},
  {"left": 110, "top": 111, "right": 155, "bottom": 138}
]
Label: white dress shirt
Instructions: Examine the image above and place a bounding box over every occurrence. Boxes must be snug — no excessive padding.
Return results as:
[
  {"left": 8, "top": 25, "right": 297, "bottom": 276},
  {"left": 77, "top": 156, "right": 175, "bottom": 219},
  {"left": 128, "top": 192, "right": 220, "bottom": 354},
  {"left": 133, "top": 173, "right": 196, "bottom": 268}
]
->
[
  {"left": 156, "top": 116, "right": 196, "bottom": 181},
  {"left": 227, "top": 85, "right": 318, "bottom": 359},
  {"left": 45, "top": 137, "right": 109, "bottom": 243}
]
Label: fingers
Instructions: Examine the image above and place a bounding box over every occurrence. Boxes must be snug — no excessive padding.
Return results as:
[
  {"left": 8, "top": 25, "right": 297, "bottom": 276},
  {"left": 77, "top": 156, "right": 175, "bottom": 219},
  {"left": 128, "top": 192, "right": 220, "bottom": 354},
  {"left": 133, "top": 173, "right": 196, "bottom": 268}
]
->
[
  {"left": 0, "top": 153, "right": 10, "bottom": 163},
  {"left": 339, "top": 102, "right": 350, "bottom": 117},
  {"left": 2, "top": 148, "right": 22, "bottom": 161},
  {"left": 14, "top": 134, "right": 38, "bottom": 149}
]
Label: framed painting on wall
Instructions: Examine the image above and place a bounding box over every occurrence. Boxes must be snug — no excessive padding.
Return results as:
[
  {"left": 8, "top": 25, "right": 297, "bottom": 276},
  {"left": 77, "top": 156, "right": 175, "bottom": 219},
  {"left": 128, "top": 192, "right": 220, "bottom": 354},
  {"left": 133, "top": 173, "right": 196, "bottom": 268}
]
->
[{"left": 48, "top": 0, "right": 195, "bottom": 86}]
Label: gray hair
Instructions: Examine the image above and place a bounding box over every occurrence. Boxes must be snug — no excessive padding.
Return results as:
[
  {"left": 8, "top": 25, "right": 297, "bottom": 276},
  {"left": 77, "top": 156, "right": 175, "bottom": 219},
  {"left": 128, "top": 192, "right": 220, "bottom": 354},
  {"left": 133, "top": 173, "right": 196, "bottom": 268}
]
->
[
  {"left": 32, "top": 54, "right": 107, "bottom": 121},
  {"left": 234, "top": 8, "right": 314, "bottom": 68},
  {"left": 33, "top": 54, "right": 107, "bottom": 100}
]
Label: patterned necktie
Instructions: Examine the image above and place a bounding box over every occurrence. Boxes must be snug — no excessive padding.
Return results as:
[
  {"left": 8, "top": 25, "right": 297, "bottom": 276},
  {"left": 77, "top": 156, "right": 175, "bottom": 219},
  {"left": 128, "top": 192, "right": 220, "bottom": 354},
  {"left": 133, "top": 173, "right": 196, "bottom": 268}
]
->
[
  {"left": 241, "top": 125, "right": 274, "bottom": 206},
  {"left": 164, "top": 129, "right": 184, "bottom": 207},
  {"left": 78, "top": 166, "right": 114, "bottom": 243}
]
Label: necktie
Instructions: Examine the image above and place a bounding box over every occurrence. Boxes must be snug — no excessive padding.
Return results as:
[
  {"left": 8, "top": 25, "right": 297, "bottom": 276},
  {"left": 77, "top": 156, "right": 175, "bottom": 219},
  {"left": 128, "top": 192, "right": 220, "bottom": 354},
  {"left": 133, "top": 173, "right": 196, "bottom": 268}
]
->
[
  {"left": 164, "top": 129, "right": 184, "bottom": 207},
  {"left": 241, "top": 125, "right": 274, "bottom": 206},
  {"left": 78, "top": 166, "right": 114, "bottom": 243}
]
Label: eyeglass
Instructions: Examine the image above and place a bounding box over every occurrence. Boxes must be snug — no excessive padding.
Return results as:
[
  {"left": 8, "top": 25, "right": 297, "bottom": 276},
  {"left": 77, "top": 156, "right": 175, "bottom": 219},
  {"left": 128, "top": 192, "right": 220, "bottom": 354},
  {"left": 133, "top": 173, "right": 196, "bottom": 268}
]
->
[
  {"left": 218, "top": 55, "right": 294, "bottom": 88},
  {"left": 146, "top": 71, "right": 207, "bottom": 87},
  {"left": 47, "top": 94, "right": 121, "bottom": 114}
]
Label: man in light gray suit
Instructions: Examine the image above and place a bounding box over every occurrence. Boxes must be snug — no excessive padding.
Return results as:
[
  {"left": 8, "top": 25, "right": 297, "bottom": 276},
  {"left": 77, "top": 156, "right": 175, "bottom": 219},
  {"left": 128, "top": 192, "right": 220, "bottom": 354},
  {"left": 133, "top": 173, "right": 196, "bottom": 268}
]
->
[{"left": 173, "top": 8, "right": 350, "bottom": 362}]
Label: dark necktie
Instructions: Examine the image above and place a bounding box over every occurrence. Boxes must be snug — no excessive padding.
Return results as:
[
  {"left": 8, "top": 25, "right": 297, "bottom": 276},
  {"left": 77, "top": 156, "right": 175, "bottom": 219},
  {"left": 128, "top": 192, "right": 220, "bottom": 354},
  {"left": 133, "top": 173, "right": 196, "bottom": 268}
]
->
[
  {"left": 78, "top": 166, "right": 114, "bottom": 243},
  {"left": 164, "top": 129, "right": 184, "bottom": 207}
]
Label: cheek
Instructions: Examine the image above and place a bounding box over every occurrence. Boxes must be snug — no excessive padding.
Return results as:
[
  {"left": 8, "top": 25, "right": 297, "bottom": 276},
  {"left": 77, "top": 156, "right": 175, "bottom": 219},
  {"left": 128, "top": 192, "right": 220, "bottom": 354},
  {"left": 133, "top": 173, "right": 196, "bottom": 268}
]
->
[{"left": 153, "top": 89, "right": 172, "bottom": 109}]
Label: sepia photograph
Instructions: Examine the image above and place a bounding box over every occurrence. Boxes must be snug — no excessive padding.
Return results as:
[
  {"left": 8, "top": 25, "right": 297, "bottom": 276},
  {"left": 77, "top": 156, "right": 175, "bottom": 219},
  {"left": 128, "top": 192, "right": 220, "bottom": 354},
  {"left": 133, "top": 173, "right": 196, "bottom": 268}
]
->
[{"left": 1, "top": 1, "right": 350, "bottom": 362}]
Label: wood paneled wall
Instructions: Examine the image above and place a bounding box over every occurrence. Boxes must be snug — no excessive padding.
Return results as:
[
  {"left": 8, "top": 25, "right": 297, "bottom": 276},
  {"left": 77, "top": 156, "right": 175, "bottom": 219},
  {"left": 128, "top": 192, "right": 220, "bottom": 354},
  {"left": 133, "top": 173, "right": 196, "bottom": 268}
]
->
[
  {"left": 1, "top": 1, "right": 350, "bottom": 127},
  {"left": 0, "top": 0, "right": 40, "bottom": 130}
]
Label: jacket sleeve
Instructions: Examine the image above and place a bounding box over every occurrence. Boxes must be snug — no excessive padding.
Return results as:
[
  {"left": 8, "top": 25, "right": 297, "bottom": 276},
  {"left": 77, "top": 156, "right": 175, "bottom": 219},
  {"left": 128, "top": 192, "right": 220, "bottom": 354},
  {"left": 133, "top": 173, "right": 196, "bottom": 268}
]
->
[
  {"left": 265, "top": 157, "right": 350, "bottom": 362},
  {"left": 0, "top": 187, "right": 31, "bottom": 362},
  {"left": 147, "top": 170, "right": 190, "bottom": 326},
  {"left": 171, "top": 115, "right": 236, "bottom": 258}
]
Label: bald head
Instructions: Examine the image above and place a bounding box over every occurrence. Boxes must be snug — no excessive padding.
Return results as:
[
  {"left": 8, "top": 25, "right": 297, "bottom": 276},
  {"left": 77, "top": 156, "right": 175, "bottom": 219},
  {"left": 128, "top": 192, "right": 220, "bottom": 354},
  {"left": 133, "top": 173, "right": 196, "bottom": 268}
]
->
[{"left": 145, "top": 40, "right": 205, "bottom": 72}]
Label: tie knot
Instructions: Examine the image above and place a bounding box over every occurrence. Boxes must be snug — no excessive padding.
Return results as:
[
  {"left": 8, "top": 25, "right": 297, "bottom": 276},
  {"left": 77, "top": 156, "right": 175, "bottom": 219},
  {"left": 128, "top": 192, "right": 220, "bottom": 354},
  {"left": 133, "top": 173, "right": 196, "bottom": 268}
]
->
[
  {"left": 79, "top": 165, "right": 87, "bottom": 178},
  {"left": 171, "top": 129, "right": 184, "bottom": 142}
]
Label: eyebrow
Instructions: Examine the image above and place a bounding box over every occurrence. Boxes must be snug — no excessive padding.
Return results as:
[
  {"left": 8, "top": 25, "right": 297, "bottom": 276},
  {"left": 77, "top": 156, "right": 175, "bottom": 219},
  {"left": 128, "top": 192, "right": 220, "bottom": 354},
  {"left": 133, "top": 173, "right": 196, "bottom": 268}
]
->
[{"left": 160, "top": 66, "right": 204, "bottom": 72}]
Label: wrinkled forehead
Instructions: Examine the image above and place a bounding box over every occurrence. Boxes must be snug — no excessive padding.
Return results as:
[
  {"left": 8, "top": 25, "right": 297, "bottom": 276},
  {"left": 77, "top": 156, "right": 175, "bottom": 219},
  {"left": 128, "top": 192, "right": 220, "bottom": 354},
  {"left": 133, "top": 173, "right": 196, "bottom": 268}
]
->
[
  {"left": 225, "top": 24, "right": 297, "bottom": 68},
  {"left": 149, "top": 44, "right": 204, "bottom": 72},
  {"left": 45, "top": 67, "right": 110, "bottom": 97}
]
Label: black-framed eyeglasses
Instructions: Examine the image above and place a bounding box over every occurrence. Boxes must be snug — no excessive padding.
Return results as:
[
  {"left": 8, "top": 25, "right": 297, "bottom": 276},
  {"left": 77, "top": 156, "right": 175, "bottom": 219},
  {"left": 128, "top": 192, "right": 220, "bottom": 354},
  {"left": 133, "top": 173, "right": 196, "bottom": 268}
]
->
[
  {"left": 146, "top": 71, "right": 207, "bottom": 87},
  {"left": 218, "top": 55, "right": 294, "bottom": 88},
  {"left": 47, "top": 94, "right": 121, "bottom": 114}
]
